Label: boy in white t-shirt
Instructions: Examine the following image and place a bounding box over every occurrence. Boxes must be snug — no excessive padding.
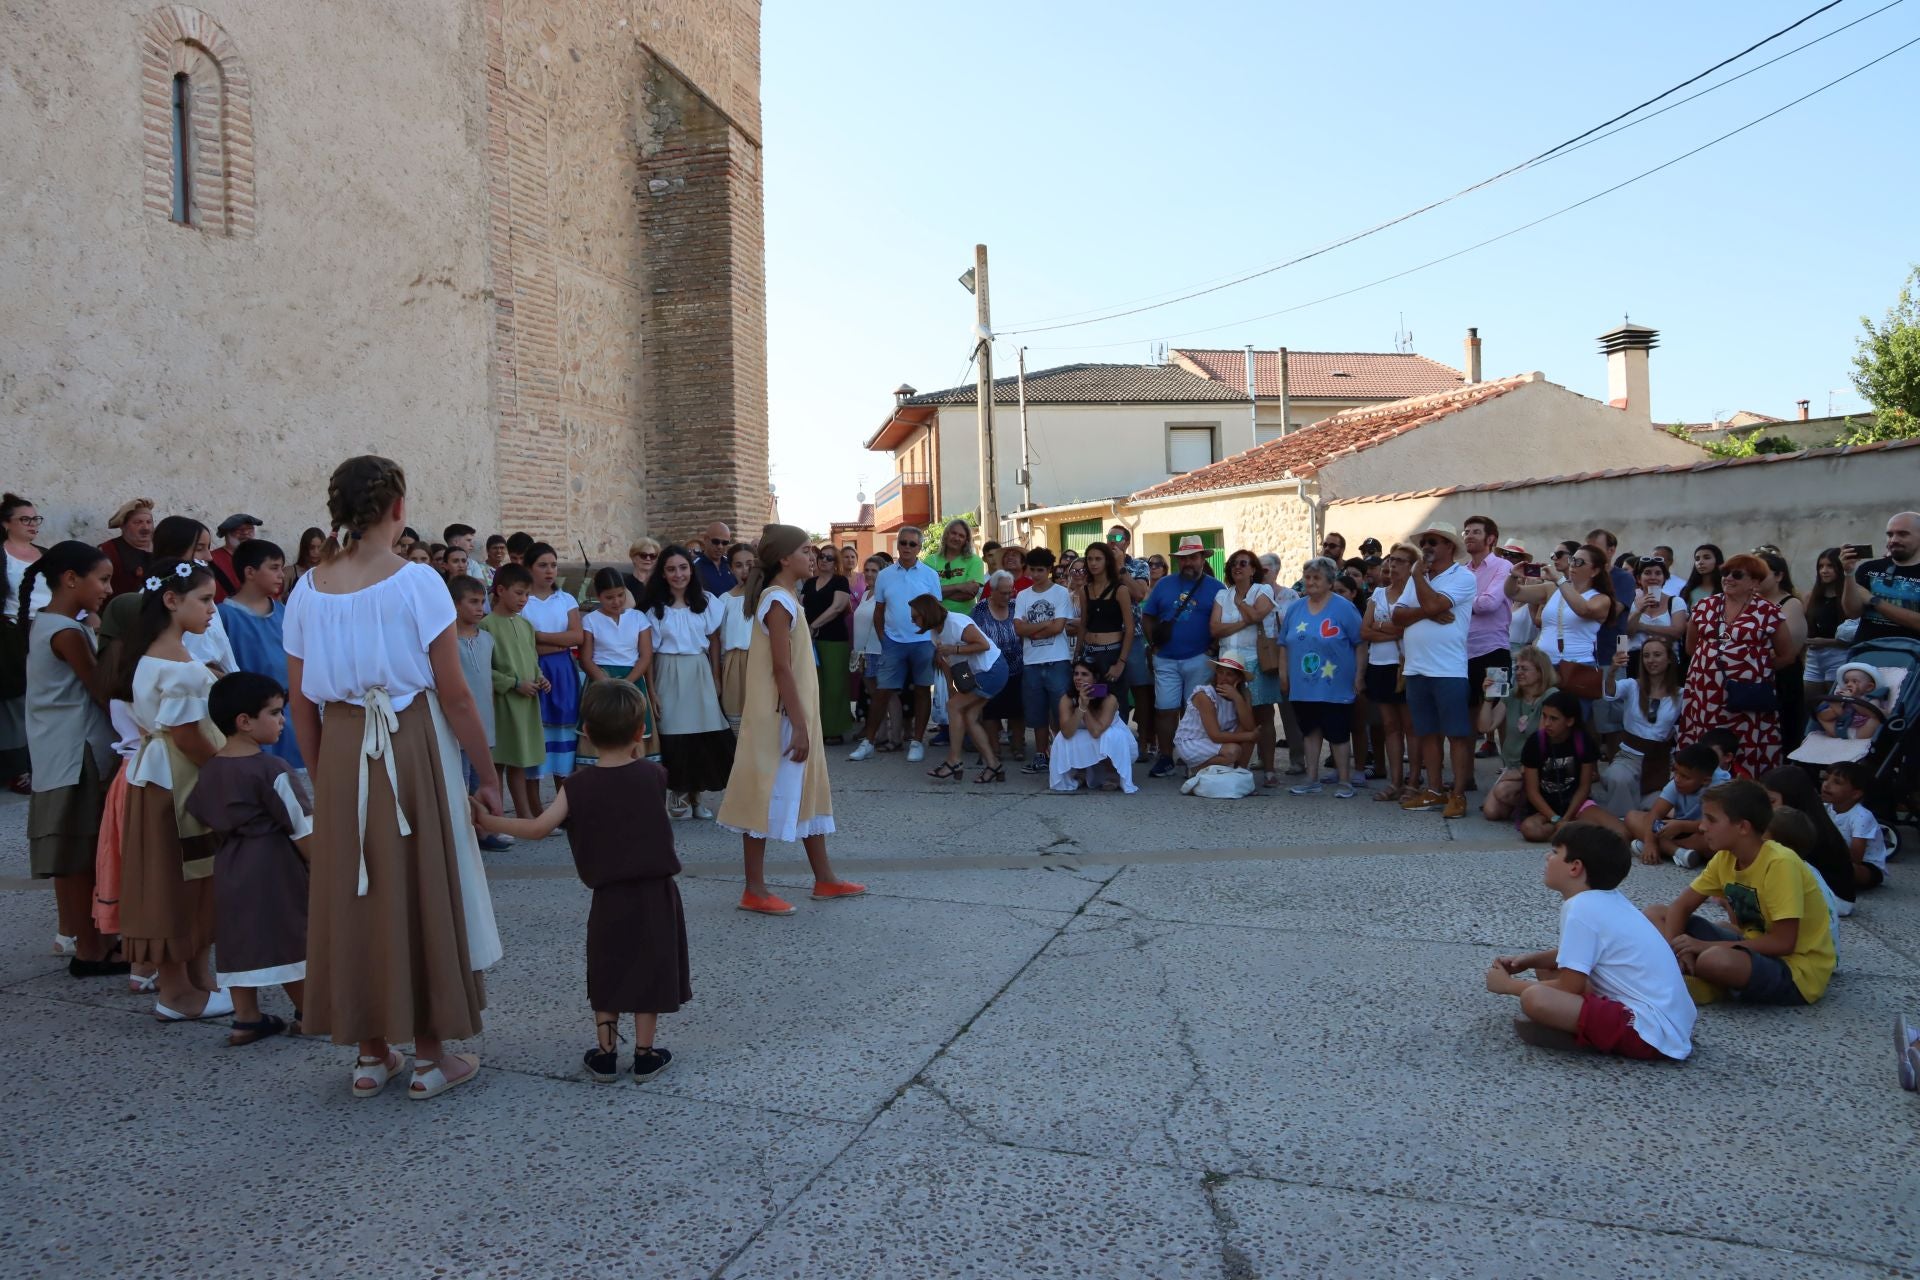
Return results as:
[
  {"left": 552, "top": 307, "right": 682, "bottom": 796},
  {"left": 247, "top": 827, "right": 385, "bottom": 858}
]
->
[
  {"left": 1013, "top": 551, "right": 1078, "bottom": 771},
  {"left": 1484, "top": 823, "right": 1694, "bottom": 1061},
  {"left": 1822, "top": 761, "right": 1887, "bottom": 891}
]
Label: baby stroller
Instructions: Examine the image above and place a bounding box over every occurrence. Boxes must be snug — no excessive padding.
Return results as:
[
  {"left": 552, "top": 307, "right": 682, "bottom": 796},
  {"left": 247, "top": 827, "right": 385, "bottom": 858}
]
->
[{"left": 1788, "top": 635, "right": 1920, "bottom": 857}]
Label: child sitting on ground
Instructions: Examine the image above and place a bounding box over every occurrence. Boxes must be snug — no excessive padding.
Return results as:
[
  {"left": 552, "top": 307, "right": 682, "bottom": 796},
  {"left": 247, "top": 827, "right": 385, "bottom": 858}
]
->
[
  {"left": 1611, "top": 744, "right": 1728, "bottom": 867},
  {"left": 1484, "top": 823, "right": 1694, "bottom": 1061},
  {"left": 1813, "top": 663, "right": 1889, "bottom": 740},
  {"left": 184, "top": 672, "right": 311, "bottom": 1045},
  {"left": 1512, "top": 690, "right": 1600, "bottom": 843},
  {"left": 1646, "top": 780, "right": 1836, "bottom": 1008},
  {"left": 473, "top": 679, "right": 689, "bottom": 1084},
  {"left": 1823, "top": 761, "right": 1888, "bottom": 891},
  {"left": 1762, "top": 806, "right": 1844, "bottom": 965}
]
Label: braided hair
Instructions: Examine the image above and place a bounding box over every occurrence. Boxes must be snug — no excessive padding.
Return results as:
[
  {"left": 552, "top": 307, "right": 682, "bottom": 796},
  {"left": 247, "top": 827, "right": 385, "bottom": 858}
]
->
[
  {"left": 325, "top": 455, "right": 407, "bottom": 557},
  {"left": 107, "top": 560, "right": 216, "bottom": 700},
  {"left": 15, "top": 541, "right": 109, "bottom": 635}
]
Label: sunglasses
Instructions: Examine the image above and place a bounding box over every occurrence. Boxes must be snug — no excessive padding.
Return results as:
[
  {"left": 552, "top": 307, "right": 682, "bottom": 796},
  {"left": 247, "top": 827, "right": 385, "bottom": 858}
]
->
[
  {"left": 898, "top": 541, "right": 921, "bottom": 549},
  {"left": 1418, "top": 538, "right": 1445, "bottom": 548},
  {"left": 1723, "top": 570, "right": 1751, "bottom": 581}
]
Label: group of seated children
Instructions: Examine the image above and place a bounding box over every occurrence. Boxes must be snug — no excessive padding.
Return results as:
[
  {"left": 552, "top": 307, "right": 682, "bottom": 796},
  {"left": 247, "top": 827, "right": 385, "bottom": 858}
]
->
[{"left": 1485, "top": 779, "right": 1842, "bottom": 1067}]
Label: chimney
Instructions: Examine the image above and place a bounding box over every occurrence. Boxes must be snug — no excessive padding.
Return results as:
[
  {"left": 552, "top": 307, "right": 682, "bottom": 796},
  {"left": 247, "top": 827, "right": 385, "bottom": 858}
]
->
[
  {"left": 1464, "top": 327, "right": 1482, "bottom": 385},
  {"left": 893, "top": 383, "right": 917, "bottom": 404},
  {"left": 1796, "top": 398, "right": 1810, "bottom": 421},
  {"left": 1597, "top": 321, "right": 1658, "bottom": 422}
]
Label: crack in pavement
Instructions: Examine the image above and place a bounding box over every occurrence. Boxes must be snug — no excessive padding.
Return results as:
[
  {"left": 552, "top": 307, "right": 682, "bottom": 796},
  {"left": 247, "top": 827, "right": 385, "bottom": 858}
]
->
[{"left": 1201, "top": 1173, "right": 1259, "bottom": 1280}]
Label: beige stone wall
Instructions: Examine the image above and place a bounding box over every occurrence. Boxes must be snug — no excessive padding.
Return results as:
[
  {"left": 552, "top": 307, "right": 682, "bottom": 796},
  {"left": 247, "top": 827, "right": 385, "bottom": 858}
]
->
[
  {"left": 1315, "top": 377, "right": 1703, "bottom": 503},
  {"left": 4, "top": 0, "right": 496, "bottom": 546},
  {"left": 5, "top": 1, "right": 766, "bottom": 559},
  {"left": 1325, "top": 445, "right": 1919, "bottom": 579}
]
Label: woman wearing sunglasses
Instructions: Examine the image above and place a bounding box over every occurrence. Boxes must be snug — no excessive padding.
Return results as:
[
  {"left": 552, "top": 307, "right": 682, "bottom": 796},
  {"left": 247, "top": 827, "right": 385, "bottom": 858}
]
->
[{"left": 1676, "top": 552, "right": 1793, "bottom": 778}]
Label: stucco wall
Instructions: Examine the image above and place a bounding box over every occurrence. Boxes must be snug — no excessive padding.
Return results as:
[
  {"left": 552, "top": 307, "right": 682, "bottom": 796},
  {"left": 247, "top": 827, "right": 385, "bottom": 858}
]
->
[
  {"left": 4, "top": 1, "right": 496, "bottom": 546},
  {"left": 1316, "top": 377, "right": 1703, "bottom": 502},
  {"left": 1323, "top": 445, "right": 1919, "bottom": 579}
]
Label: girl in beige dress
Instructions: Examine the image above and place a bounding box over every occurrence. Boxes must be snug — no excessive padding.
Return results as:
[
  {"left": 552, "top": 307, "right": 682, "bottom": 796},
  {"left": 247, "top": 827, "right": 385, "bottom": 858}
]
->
[{"left": 716, "top": 525, "right": 865, "bottom": 916}]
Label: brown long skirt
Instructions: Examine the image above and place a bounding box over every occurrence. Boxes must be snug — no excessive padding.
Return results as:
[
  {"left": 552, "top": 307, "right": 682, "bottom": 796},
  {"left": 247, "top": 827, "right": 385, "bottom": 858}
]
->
[
  {"left": 120, "top": 781, "right": 215, "bottom": 965},
  {"left": 306, "top": 700, "right": 485, "bottom": 1045}
]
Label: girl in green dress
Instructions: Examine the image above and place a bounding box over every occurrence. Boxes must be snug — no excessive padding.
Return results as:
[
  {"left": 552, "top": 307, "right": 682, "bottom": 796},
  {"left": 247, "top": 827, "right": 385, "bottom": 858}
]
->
[{"left": 480, "top": 564, "right": 545, "bottom": 819}]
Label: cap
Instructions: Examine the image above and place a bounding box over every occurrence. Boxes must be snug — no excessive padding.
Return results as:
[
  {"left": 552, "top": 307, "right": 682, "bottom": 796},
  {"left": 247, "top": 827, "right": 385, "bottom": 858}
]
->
[
  {"left": 1358, "top": 537, "right": 1383, "bottom": 555},
  {"left": 217, "top": 513, "right": 264, "bottom": 536},
  {"left": 107, "top": 497, "right": 155, "bottom": 530}
]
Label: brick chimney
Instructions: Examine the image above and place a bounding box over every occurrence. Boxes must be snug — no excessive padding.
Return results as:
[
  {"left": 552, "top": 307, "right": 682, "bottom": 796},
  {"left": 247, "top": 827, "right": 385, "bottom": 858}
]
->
[
  {"left": 1796, "top": 398, "right": 1810, "bottom": 421},
  {"left": 1463, "top": 327, "right": 1482, "bottom": 385},
  {"left": 1597, "top": 322, "right": 1658, "bottom": 423}
]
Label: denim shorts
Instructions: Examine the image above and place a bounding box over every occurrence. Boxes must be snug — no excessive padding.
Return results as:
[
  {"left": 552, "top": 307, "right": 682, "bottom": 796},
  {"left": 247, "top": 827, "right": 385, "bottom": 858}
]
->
[
  {"left": 1153, "top": 652, "right": 1214, "bottom": 712},
  {"left": 1404, "top": 674, "right": 1472, "bottom": 739},
  {"left": 1124, "top": 636, "right": 1150, "bottom": 688},
  {"left": 1022, "top": 660, "right": 1070, "bottom": 726},
  {"left": 959, "top": 653, "right": 1011, "bottom": 700},
  {"left": 862, "top": 652, "right": 881, "bottom": 680},
  {"left": 1684, "top": 916, "right": 1808, "bottom": 1005},
  {"left": 879, "top": 636, "right": 935, "bottom": 688}
]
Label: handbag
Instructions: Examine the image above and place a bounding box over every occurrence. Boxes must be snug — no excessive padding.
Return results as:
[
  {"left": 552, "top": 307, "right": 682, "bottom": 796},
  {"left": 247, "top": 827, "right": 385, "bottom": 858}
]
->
[
  {"left": 949, "top": 659, "right": 978, "bottom": 694},
  {"left": 1552, "top": 591, "right": 1603, "bottom": 699},
  {"left": 1257, "top": 630, "right": 1283, "bottom": 675}
]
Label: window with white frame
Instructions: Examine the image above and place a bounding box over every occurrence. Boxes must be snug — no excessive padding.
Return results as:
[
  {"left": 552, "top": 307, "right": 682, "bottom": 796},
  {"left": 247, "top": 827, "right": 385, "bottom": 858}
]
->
[{"left": 1165, "top": 423, "right": 1218, "bottom": 474}]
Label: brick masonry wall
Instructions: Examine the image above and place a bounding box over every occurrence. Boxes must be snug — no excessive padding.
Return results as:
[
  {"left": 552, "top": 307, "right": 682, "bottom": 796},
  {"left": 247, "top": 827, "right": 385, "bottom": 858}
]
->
[{"left": 483, "top": 0, "right": 768, "bottom": 559}]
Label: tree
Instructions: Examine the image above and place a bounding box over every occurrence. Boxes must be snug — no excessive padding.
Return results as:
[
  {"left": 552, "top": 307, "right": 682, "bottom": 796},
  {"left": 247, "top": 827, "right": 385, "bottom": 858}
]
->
[{"left": 1847, "top": 264, "right": 1920, "bottom": 443}]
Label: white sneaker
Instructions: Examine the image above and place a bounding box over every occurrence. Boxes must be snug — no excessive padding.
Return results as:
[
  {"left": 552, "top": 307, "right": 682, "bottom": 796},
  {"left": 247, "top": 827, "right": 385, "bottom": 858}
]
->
[
  {"left": 1673, "top": 846, "right": 1700, "bottom": 870},
  {"left": 693, "top": 803, "right": 715, "bottom": 821},
  {"left": 906, "top": 741, "right": 925, "bottom": 763},
  {"left": 848, "top": 739, "right": 875, "bottom": 762},
  {"left": 52, "top": 934, "right": 77, "bottom": 957},
  {"left": 1629, "top": 838, "right": 1645, "bottom": 860}
]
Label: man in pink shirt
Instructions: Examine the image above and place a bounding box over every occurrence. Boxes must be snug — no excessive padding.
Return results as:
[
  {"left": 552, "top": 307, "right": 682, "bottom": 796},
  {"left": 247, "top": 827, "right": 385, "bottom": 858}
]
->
[{"left": 1464, "top": 514, "right": 1514, "bottom": 766}]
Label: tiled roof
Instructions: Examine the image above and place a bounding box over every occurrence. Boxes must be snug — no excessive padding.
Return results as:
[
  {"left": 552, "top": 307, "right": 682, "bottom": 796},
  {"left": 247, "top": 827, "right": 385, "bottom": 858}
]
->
[
  {"left": 902, "top": 363, "right": 1248, "bottom": 407},
  {"left": 1171, "top": 348, "right": 1465, "bottom": 401},
  {"left": 1332, "top": 435, "right": 1920, "bottom": 504},
  {"left": 1130, "top": 375, "right": 1534, "bottom": 502}
]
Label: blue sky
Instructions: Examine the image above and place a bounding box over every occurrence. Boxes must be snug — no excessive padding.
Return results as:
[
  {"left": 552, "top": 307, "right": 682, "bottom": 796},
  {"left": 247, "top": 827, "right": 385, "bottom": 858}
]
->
[{"left": 760, "top": 0, "right": 1920, "bottom": 532}]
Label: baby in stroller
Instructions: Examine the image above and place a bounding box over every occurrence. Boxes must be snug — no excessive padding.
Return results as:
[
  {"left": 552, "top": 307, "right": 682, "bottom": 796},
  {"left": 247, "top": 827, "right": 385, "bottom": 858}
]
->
[{"left": 1813, "top": 662, "right": 1891, "bottom": 740}]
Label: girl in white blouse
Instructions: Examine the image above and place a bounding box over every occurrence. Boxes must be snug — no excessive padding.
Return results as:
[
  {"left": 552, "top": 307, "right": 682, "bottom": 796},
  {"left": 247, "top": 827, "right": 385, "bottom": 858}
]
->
[
  {"left": 579, "top": 567, "right": 656, "bottom": 763},
  {"left": 285, "top": 456, "right": 499, "bottom": 1102},
  {"left": 522, "top": 543, "right": 584, "bottom": 787},
  {"left": 108, "top": 560, "right": 231, "bottom": 1022},
  {"left": 640, "top": 545, "right": 735, "bottom": 820}
]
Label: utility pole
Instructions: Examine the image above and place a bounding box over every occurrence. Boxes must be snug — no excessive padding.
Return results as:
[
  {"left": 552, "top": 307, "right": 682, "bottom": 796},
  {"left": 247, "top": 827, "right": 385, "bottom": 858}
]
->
[
  {"left": 1017, "top": 345, "right": 1032, "bottom": 512},
  {"left": 1243, "top": 345, "right": 1258, "bottom": 446},
  {"left": 972, "top": 244, "right": 998, "bottom": 542},
  {"left": 1276, "top": 345, "right": 1291, "bottom": 437}
]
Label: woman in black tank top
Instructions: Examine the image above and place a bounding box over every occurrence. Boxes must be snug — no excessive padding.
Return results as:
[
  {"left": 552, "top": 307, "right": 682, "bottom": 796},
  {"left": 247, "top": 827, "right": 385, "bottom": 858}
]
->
[{"left": 1075, "top": 544, "right": 1133, "bottom": 689}]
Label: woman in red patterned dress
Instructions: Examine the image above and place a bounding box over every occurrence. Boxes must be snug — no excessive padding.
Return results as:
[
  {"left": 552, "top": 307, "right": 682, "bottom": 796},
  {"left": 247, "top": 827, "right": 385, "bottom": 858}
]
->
[{"left": 1677, "top": 553, "right": 1795, "bottom": 777}]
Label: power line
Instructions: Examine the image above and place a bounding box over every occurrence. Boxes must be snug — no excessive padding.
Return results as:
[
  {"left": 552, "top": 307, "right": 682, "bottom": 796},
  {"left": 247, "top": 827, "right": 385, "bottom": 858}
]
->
[
  {"left": 998, "top": 0, "right": 1863, "bottom": 337},
  {"left": 1020, "top": 33, "right": 1920, "bottom": 354}
]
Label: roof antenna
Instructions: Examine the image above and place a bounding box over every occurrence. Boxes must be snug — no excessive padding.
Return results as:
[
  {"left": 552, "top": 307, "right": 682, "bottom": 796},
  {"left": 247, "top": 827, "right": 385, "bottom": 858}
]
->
[{"left": 1393, "top": 313, "right": 1414, "bottom": 355}]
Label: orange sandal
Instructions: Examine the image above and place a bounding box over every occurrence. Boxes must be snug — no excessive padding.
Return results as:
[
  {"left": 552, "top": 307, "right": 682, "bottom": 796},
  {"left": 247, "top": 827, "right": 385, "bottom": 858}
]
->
[
  {"left": 738, "top": 891, "right": 797, "bottom": 915},
  {"left": 811, "top": 881, "right": 867, "bottom": 901}
]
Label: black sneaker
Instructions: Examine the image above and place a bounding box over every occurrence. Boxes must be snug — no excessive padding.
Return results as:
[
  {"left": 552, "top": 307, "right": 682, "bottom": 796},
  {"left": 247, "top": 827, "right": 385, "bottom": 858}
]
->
[
  {"left": 631, "top": 1046, "right": 673, "bottom": 1083},
  {"left": 583, "top": 1044, "right": 620, "bottom": 1083}
]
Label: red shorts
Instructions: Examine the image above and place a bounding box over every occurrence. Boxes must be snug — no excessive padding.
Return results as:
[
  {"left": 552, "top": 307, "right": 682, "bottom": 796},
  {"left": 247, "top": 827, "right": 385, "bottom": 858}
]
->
[{"left": 1573, "top": 992, "right": 1663, "bottom": 1060}]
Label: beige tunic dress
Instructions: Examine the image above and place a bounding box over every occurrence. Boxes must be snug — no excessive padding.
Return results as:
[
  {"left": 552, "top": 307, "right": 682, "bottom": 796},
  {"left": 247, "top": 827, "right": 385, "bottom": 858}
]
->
[{"left": 717, "top": 587, "right": 834, "bottom": 842}]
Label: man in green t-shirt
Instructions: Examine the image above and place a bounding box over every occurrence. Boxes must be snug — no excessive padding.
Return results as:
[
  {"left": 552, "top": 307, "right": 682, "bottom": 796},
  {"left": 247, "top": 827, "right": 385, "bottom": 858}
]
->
[{"left": 925, "top": 519, "right": 986, "bottom": 618}]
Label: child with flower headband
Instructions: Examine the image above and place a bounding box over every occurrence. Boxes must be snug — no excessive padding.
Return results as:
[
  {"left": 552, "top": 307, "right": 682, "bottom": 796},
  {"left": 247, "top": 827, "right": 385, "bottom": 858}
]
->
[{"left": 108, "top": 559, "right": 233, "bottom": 1022}]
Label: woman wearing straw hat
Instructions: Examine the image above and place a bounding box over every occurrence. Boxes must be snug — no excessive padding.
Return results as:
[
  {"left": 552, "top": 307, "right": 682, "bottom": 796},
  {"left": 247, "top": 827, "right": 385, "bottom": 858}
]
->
[
  {"left": 1171, "top": 655, "right": 1257, "bottom": 773},
  {"left": 1390, "top": 520, "right": 1479, "bottom": 819},
  {"left": 718, "top": 524, "right": 866, "bottom": 916}
]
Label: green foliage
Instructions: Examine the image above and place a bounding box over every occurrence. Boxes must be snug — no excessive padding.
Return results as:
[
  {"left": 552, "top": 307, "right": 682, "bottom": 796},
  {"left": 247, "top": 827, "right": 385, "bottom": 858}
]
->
[
  {"left": 1850, "top": 265, "right": 1920, "bottom": 439},
  {"left": 1697, "top": 431, "right": 1802, "bottom": 460},
  {"left": 923, "top": 511, "right": 980, "bottom": 550}
]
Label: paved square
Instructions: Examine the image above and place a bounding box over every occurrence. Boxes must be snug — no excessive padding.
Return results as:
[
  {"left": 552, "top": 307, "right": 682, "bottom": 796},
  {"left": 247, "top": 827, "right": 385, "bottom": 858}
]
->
[{"left": 3, "top": 752, "right": 1915, "bottom": 1278}]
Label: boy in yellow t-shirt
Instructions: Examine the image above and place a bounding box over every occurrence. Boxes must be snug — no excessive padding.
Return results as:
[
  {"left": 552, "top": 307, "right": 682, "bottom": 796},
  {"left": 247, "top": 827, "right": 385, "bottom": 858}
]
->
[{"left": 1648, "top": 779, "right": 1836, "bottom": 1007}]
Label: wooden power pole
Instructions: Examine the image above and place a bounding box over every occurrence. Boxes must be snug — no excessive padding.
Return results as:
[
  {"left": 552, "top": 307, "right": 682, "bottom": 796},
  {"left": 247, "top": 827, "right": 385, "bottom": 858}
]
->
[{"left": 973, "top": 243, "right": 997, "bottom": 541}]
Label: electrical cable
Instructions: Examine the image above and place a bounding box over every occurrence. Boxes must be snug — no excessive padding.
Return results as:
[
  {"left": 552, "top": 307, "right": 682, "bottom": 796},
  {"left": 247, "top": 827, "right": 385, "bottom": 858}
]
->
[
  {"left": 997, "top": 0, "right": 1865, "bottom": 336},
  {"left": 1017, "top": 33, "right": 1920, "bottom": 354}
]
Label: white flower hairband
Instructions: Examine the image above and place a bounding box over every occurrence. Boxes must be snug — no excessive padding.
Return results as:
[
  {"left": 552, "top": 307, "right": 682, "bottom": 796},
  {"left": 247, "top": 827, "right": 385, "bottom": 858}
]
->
[{"left": 144, "top": 563, "right": 194, "bottom": 593}]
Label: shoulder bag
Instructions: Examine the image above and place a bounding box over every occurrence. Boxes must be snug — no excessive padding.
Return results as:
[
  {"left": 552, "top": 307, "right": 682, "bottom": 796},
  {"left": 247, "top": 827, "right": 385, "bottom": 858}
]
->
[
  {"left": 1552, "top": 589, "right": 1603, "bottom": 700},
  {"left": 1150, "top": 582, "right": 1201, "bottom": 651},
  {"left": 1719, "top": 602, "right": 1777, "bottom": 713}
]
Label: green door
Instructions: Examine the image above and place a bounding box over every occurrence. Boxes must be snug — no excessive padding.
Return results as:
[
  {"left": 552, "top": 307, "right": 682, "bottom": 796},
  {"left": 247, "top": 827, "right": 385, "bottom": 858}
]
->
[
  {"left": 1167, "top": 529, "right": 1225, "bottom": 579},
  {"left": 1060, "top": 518, "right": 1102, "bottom": 557}
]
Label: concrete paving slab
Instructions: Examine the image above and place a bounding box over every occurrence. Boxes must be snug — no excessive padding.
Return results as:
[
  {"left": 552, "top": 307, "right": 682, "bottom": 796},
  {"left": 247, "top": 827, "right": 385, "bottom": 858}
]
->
[
  {"left": 1208, "top": 1175, "right": 1899, "bottom": 1279},
  {"left": 459, "top": 878, "right": 1073, "bottom": 1122},
  {"left": 718, "top": 1130, "right": 1223, "bottom": 1280},
  {"left": 0, "top": 990, "right": 857, "bottom": 1279},
  {"left": 897, "top": 913, "right": 1920, "bottom": 1267}
]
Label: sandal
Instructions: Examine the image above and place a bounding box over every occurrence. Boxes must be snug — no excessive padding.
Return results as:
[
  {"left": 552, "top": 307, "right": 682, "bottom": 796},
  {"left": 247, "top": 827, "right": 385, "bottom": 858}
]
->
[
  {"left": 409, "top": 1052, "right": 480, "bottom": 1100},
  {"left": 973, "top": 765, "right": 1005, "bottom": 784},
  {"left": 1262, "top": 770, "right": 1279, "bottom": 788},
  {"left": 228, "top": 1013, "right": 289, "bottom": 1047},
  {"left": 351, "top": 1048, "right": 409, "bottom": 1099},
  {"left": 1373, "top": 785, "right": 1405, "bottom": 803},
  {"left": 925, "top": 761, "right": 964, "bottom": 780}
]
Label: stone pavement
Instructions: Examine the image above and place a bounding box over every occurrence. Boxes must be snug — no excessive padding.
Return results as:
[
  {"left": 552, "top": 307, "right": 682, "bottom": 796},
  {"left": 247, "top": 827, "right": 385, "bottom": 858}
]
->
[{"left": 3, "top": 750, "right": 1916, "bottom": 1279}]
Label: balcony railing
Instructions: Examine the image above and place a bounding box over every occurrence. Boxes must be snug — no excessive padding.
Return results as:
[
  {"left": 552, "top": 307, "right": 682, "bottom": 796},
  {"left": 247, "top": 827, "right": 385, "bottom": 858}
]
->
[{"left": 875, "top": 472, "right": 931, "bottom": 531}]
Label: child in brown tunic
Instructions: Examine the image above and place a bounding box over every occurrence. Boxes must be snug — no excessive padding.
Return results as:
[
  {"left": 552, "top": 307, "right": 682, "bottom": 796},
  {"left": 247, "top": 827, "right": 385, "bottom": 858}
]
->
[
  {"left": 186, "top": 672, "right": 311, "bottom": 1046},
  {"left": 474, "top": 678, "right": 689, "bottom": 1083}
]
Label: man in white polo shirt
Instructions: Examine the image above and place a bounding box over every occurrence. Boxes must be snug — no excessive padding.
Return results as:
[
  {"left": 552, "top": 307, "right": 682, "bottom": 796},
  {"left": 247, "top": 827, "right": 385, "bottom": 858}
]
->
[
  {"left": 850, "top": 528, "right": 942, "bottom": 763},
  {"left": 1391, "top": 521, "right": 1478, "bottom": 819}
]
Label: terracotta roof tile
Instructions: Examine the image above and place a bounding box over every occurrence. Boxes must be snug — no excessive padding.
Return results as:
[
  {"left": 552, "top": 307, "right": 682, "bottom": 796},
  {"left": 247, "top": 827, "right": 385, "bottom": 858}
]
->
[
  {"left": 903, "top": 362, "right": 1246, "bottom": 407},
  {"left": 1171, "top": 348, "right": 1466, "bottom": 400},
  {"left": 1333, "top": 435, "right": 1920, "bottom": 505},
  {"left": 1130, "top": 375, "right": 1533, "bottom": 502}
]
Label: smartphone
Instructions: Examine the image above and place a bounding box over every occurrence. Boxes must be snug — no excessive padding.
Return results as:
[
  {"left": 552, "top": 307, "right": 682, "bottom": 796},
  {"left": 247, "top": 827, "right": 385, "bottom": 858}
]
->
[
  {"left": 1848, "top": 543, "right": 1874, "bottom": 559},
  {"left": 1522, "top": 563, "right": 1542, "bottom": 578}
]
